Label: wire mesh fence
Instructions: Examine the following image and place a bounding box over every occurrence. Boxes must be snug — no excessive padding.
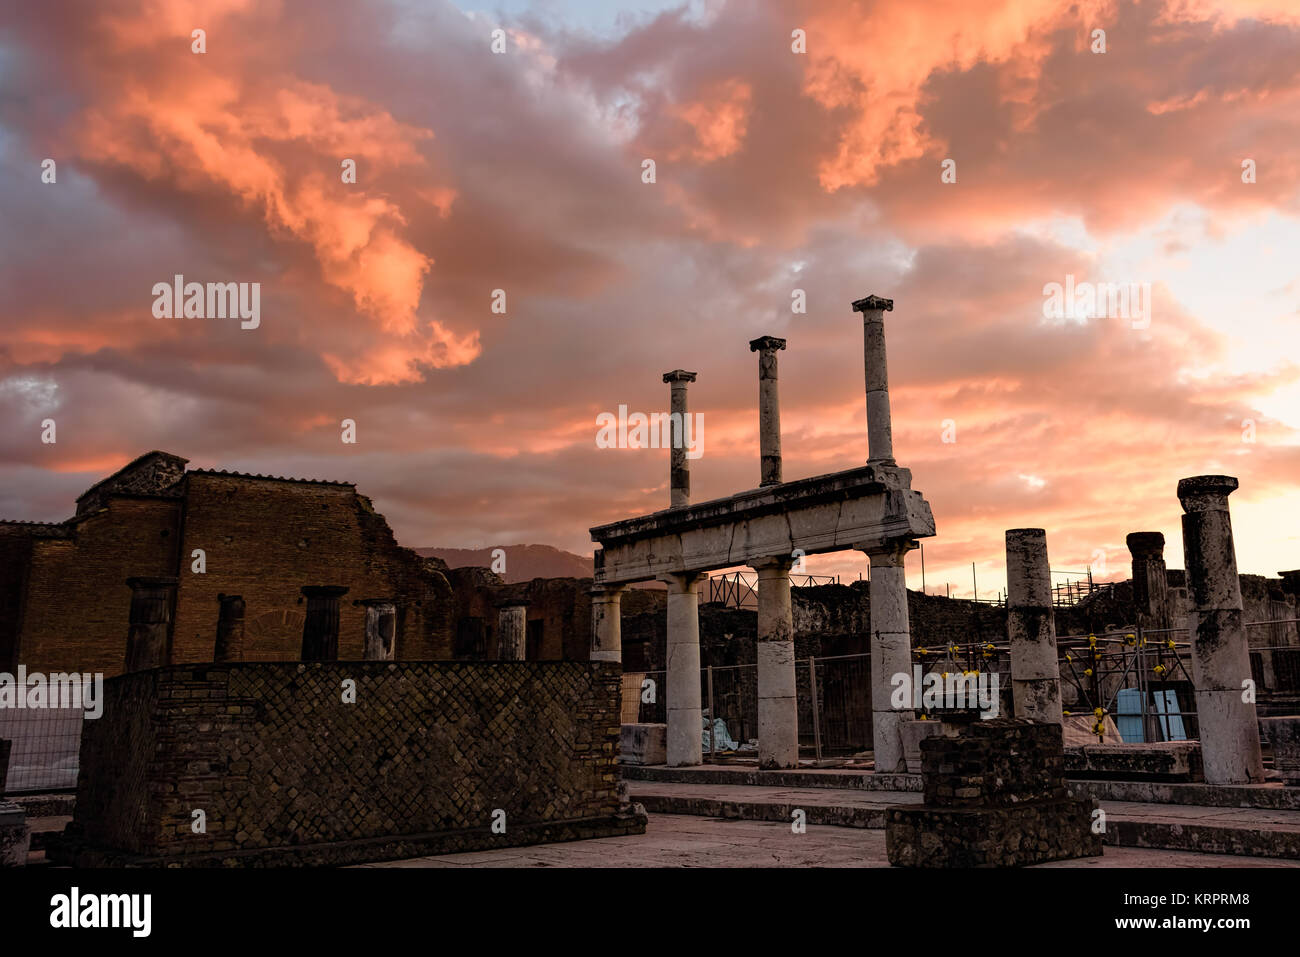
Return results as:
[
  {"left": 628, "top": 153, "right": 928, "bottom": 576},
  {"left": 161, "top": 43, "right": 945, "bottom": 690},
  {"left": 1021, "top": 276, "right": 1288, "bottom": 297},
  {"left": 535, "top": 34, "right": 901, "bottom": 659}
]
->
[{"left": 0, "top": 706, "right": 83, "bottom": 794}]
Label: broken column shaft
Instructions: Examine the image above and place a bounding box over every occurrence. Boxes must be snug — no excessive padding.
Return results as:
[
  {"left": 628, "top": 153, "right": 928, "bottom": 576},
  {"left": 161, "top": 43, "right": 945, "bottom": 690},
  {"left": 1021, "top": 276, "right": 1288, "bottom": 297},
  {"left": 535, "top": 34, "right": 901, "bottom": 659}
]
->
[
  {"left": 662, "top": 370, "right": 697, "bottom": 508},
  {"left": 748, "top": 336, "right": 786, "bottom": 487},
  {"left": 852, "top": 294, "right": 896, "bottom": 466},
  {"left": 360, "top": 599, "right": 397, "bottom": 661},
  {"left": 497, "top": 599, "right": 529, "bottom": 660},
  {"left": 589, "top": 584, "right": 625, "bottom": 662},
  {"left": 663, "top": 571, "right": 707, "bottom": 767},
  {"left": 753, "top": 557, "right": 797, "bottom": 768},
  {"left": 125, "top": 576, "right": 178, "bottom": 672},
  {"left": 1178, "top": 475, "right": 1264, "bottom": 784},
  {"left": 1127, "top": 531, "right": 1170, "bottom": 631},
  {"left": 1005, "top": 529, "right": 1063, "bottom": 725},
  {"left": 214, "top": 593, "right": 245, "bottom": 663},
  {"left": 300, "top": 585, "right": 349, "bottom": 662}
]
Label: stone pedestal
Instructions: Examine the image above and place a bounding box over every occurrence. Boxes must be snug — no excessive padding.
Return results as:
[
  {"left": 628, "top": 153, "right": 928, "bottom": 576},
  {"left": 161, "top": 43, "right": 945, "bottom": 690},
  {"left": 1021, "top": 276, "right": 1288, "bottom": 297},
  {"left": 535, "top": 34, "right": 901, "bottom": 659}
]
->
[
  {"left": 214, "top": 593, "right": 245, "bottom": 662},
  {"left": 886, "top": 720, "right": 1101, "bottom": 867},
  {"left": 360, "top": 599, "right": 397, "bottom": 661},
  {"left": 300, "top": 586, "right": 349, "bottom": 662},
  {"left": 753, "top": 558, "right": 797, "bottom": 769},
  {"left": 125, "top": 576, "right": 178, "bottom": 672},
  {"left": 1262, "top": 717, "right": 1300, "bottom": 785},
  {"left": 1178, "top": 475, "right": 1265, "bottom": 785},
  {"left": 620, "top": 723, "right": 668, "bottom": 766}
]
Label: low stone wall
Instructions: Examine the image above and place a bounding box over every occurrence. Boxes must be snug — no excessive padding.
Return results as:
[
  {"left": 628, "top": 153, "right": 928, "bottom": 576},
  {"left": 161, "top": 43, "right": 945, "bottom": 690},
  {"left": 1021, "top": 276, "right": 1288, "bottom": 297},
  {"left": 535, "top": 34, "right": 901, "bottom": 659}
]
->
[{"left": 51, "top": 660, "right": 644, "bottom": 866}]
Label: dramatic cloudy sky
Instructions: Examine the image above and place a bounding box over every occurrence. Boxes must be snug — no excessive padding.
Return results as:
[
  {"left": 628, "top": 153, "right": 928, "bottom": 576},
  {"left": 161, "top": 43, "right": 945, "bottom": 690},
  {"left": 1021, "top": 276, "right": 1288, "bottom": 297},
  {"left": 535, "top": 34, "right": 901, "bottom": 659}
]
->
[{"left": 2, "top": 0, "right": 1299, "bottom": 596}]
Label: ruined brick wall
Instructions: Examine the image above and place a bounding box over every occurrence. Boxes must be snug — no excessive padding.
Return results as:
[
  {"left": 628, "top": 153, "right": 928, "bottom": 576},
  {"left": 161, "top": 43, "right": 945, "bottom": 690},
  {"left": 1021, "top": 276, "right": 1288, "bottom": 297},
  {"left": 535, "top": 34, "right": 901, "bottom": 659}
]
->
[
  {"left": 16, "top": 498, "right": 181, "bottom": 676},
  {"left": 171, "top": 473, "right": 454, "bottom": 664},
  {"left": 61, "top": 661, "right": 629, "bottom": 864}
]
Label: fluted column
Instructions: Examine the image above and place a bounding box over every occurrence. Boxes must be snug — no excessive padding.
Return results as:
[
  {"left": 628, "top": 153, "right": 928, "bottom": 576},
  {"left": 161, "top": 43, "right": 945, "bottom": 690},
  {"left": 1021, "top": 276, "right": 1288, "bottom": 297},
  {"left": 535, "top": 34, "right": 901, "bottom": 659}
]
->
[
  {"left": 590, "top": 584, "right": 626, "bottom": 662},
  {"left": 497, "top": 599, "right": 529, "bottom": 661},
  {"left": 360, "top": 598, "right": 397, "bottom": 661},
  {"left": 748, "top": 336, "right": 786, "bottom": 487}
]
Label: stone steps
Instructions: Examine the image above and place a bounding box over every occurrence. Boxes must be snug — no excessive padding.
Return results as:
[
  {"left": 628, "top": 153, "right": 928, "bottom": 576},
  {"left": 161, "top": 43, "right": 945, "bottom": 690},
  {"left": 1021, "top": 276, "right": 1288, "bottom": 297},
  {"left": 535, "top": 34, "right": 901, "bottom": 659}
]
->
[{"left": 626, "top": 781, "right": 1300, "bottom": 861}]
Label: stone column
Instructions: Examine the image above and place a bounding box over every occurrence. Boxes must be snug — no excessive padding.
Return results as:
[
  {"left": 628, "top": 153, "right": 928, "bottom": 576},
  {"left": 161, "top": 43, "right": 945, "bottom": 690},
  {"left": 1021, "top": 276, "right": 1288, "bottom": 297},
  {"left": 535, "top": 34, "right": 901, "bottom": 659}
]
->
[
  {"left": 1127, "top": 532, "right": 1170, "bottom": 631},
  {"left": 590, "top": 584, "right": 626, "bottom": 662},
  {"left": 662, "top": 370, "right": 697, "bottom": 508},
  {"left": 124, "top": 576, "right": 177, "bottom": 672},
  {"left": 213, "top": 593, "right": 245, "bottom": 663},
  {"left": 1178, "top": 475, "right": 1265, "bottom": 784},
  {"left": 865, "top": 540, "right": 914, "bottom": 772},
  {"left": 300, "top": 585, "right": 349, "bottom": 662},
  {"left": 663, "top": 571, "right": 707, "bottom": 767},
  {"left": 752, "top": 557, "right": 797, "bottom": 769},
  {"left": 748, "top": 336, "right": 786, "bottom": 487},
  {"left": 359, "top": 599, "right": 397, "bottom": 661},
  {"left": 497, "top": 599, "right": 529, "bottom": 661},
  {"left": 851, "top": 294, "right": 896, "bottom": 466},
  {"left": 1005, "top": 529, "right": 1063, "bottom": 725}
]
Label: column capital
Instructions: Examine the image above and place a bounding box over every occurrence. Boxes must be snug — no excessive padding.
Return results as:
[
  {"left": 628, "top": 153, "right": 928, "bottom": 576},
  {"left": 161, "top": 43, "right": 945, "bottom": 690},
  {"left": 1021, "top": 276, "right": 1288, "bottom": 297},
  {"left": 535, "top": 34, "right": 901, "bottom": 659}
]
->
[
  {"left": 301, "top": 585, "right": 349, "bottom": 599},
  {"left": 659, "top": 570, "right": 708, "bottom": 592},
  {"left": 750, "top": 556, "right": 795, "bottom": 574},
  {"left": 748, "top": 335, "right": 787, "bottom": 353},
  {"left": 851, "top": 294, "right": 894, "bottom": 314},
  {"left": 1125, "top": 531, "right": 1165, "bottom": 559},
  {"left": 1178, "top": 475, "right": 1238, "bottom": 512},
  {"left": 662, "top": 369, "right": 698, "bottom": 384},
  {"left": 859, "top": 539, "right": 917, "bottom": 566},
  {"left": 589, "top": 582, "right": 627, "bottom": 599}
]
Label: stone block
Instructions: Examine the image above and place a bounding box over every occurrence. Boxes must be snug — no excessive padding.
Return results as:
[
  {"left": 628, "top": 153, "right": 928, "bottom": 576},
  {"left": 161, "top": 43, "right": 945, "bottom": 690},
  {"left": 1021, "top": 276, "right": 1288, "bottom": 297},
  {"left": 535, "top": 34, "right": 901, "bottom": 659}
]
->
[
  {"left": 0, "top": 801, "right": 29, "bottom": 867},
  {"left": 621, "top": 723, "right": 668, "bottom": 766},
  {"left": 1064, "top": 741, "right": 1204, "bottom": 782},
  {"left": 899, "top": 718, "right": 945, "bottom": 774},
  {"left": 1262, "top": 716, "right": 1300, "bottom": 785}
]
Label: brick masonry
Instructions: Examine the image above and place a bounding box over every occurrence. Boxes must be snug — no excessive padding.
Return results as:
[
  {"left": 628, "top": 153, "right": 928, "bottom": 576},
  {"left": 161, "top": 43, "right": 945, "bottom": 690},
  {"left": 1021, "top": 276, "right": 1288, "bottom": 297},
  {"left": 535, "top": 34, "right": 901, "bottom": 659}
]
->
[
  {"left": 886, "top": 719, "right": 1102, "bottom": 867},
  {"left": 50, "top": 660, "right": 645, "bottom": 866}
]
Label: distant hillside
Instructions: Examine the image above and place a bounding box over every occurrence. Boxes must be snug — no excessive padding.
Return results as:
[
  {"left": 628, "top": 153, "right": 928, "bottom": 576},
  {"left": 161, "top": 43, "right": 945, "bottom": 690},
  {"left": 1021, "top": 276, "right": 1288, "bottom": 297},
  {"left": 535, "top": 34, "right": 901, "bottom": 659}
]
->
[{"left": 415, "top": 544, "right": 593, "bottom": 583}]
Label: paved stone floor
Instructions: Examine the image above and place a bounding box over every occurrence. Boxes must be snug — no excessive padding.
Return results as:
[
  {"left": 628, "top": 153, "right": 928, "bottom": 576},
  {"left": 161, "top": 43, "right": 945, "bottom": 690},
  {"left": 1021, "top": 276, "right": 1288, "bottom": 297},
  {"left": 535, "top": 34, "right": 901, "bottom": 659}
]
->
[{"left": 365, "top": 814, "right": 1300, "bottom": 868}]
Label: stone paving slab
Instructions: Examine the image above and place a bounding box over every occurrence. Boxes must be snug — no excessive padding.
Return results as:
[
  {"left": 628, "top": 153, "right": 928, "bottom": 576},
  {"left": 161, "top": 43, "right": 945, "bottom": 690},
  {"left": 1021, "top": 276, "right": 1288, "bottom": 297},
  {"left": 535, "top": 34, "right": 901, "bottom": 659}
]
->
[{"left": 364, "top": 814, "right": 1299, "bottom": 868}]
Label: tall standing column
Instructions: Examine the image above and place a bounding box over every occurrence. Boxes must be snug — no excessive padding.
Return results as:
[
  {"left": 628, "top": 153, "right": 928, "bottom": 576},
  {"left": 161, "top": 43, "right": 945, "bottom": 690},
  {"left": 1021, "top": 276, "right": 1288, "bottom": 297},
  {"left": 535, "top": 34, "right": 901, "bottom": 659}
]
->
[
  {"left": 752, "top": 557, "right": 798, "bottom": 769},
  {"left": 748, "top": 336, "right": 786, "bottom": 487},
  {"left": 214, "top": 593, "right": 245, "bottom": 663},
  {"left": 1127, "top": 532, "right": 1170, "bottom": 631},
  {"left": 359, "top": 599, "right": 397, "bottom": 661},
  {"left": 662, "top": 370, "right": 698, "bottom": 508},
  {"left": 852, "top": 294, "right": 896, "bottom": 466},
  {"left": 1006, "top": 529, "right": 1063, "bottom": 725},
  {"left": 125, "top": 576, "right": 178, "bottom": 672},
  {"left": 497, "top": 599, "right": 529, "bottom": 660},
  {"left": 865, "top": 541, "right": 914, "bottom": 772},
  {"left": 1178, "top": 475, "right": 1265, "bottom": 784},
  {"left": 590, "top": 584, "right": 626, "bottom": 662},
  {"left": 300, "top": 585, "right": 349, "bottom": 661},
  {"left": 663, "top": 571, "right": 706, "bottom": 767}
]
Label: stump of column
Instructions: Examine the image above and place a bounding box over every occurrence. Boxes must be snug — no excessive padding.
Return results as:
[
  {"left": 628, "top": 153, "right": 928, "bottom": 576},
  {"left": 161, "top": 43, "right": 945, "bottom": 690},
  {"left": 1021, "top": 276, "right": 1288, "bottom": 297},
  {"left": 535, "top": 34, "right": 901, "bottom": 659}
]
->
[
  {"left": 359, "top": 599, "right": 397, "bottom": 661},
  {"left": 214, "top": 593, "right": 245, "bottom": 663},
  {"left": 865, "top": 541, "right": 914, "bottom": 773},
  {"left": 1178, "top": 475, "right": 1265, "bottom": 785},
  {"left": 496, "top": 599, "right": 529, "bottom": 661},
  {"left": 1005, "top": 529, "right": 1063, "bottom": 725},
  {"left": 300, "top": 586, "right": 349, "bottom": 662},
  {"left": 753, "top": 557, "right": 798, "bottom": 769},
  {"left": 663, "top": 572, "right": 706, "bottom": 767},
  {"left": 124, "top": 576, "right": 178, "bottom": 673},
  {"left": 1127, "top": 531, "right": 1170, "bottom": 631},
  {"left": 852, "top": 294, "right": 896, "bottom": 466},
  {"left": 590, "top": 584, "right": 625, "bottom": 663}
]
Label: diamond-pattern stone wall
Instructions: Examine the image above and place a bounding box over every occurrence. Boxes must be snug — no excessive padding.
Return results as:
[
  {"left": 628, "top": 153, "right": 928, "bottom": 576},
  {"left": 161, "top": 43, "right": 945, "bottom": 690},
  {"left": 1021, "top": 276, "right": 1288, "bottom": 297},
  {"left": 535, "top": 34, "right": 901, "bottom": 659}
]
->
[{"left": 56, "top": 660, "right": 636, "bottom": 865}]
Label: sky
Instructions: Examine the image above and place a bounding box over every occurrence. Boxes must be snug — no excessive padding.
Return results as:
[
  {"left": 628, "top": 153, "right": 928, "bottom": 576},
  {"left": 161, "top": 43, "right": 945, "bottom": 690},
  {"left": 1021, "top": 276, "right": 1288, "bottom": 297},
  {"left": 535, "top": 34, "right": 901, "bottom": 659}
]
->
[{"left": 1, "top": 0, "right": 1299, "bottom": 598}]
